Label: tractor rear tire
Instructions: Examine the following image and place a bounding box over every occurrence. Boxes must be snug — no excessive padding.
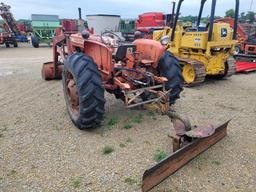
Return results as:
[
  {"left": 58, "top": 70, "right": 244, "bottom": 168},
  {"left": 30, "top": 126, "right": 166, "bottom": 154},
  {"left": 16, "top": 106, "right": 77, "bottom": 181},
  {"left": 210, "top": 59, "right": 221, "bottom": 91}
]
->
[
  {"left": 62, "top": 53, "right": 106, "bottom": 130},
  {"left": 31, "top": 35, "right": 39, "bottom": 48},
  {"left": 158, "top": 51, "right": 183, "bottom": 105}
]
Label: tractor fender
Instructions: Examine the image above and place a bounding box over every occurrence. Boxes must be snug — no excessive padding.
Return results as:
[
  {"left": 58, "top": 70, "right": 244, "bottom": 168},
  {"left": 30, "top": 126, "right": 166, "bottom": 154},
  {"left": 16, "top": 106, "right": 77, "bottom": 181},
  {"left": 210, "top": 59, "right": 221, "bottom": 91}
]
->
[{"left": 133, "top": 39, "right": 165, "bottom": 68}]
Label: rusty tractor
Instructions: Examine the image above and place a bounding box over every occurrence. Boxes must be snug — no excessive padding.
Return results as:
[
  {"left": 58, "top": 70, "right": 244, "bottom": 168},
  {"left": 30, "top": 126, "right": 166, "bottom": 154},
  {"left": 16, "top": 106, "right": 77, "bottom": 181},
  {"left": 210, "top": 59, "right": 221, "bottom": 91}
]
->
[{"left": 42, "top": 24, "right": 230, "bottom": 191}]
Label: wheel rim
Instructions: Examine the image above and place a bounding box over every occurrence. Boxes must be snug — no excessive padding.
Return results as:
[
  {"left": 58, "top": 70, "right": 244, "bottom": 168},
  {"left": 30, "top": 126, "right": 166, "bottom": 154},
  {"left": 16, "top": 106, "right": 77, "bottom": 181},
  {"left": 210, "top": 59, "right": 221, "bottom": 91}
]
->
[
  {"left": 234, "top": 47, "right": 240, "bottom": 54},
  {"left": 64, "top": 71, "right": 79, "bottom": 117},
  {"left": 182, "top": 64, "right": 195, "bottom": 84}
]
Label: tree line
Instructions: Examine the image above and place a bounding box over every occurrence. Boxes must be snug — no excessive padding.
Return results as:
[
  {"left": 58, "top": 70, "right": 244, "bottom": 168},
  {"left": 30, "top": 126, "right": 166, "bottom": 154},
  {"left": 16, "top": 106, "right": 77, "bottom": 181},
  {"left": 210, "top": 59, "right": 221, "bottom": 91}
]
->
[{"left": 180, "top": 10, "right": 255, "bottom": 24}]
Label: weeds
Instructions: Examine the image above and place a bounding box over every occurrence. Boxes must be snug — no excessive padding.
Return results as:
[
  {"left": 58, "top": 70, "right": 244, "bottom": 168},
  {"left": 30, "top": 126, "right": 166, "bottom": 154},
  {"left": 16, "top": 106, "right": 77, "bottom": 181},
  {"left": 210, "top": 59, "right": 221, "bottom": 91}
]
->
[
  {"left": 126, "top": 137, "right": 132, "bottom": 143},
  {"left": 132, "top": 114, "right": 143, "bottom": 124},
  {"left": 212, "top": 160, "right": 221, "bottom": 166},
  {"left": 53, "top": 124, "right": 61, "bottom": 131},
  {"left": 119, "top": 143, "right": 126, "bottom": 148},
  {"left": 147, "top": 111, "right": 157, "bottom": 120},
  {"left": 123, "top": 123, "right": 133, "bottom": 130},
  {"left": 1, "top": 124, "right": 7, "bottom": 131},
  {"left": 154, "top": 150, "right": 167, "bottom": 162},
  {"left": 7, "top": 170, "right": 17, "bottom": 177},
  {"left": 107, "top": 116, "right": 119, "bottom": 128},
  {"left": 144, "top": 140, "right": 151, "bottom": 145},
  {"left": 102, "top": 145, "right": 114, "bottom": 154},
  {"left": 124, "top": 177, "right": 137, "bottom": 185},
  {"left": 71, "top": 179, "right": 81, "bottom": 188},
  {"left": 147, "top": 111, "right": 156, "bottom": 117}
]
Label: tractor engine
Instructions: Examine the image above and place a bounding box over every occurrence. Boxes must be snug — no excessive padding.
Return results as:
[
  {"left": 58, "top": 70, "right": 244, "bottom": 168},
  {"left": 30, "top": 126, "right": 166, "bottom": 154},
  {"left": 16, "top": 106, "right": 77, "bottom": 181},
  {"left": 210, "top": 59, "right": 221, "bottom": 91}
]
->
[
  {"left": 113, "top": 44, "right": 154, "bottom": 88},
  {"left": 103, "top": 38, "right": 169, "bottom": 106}
]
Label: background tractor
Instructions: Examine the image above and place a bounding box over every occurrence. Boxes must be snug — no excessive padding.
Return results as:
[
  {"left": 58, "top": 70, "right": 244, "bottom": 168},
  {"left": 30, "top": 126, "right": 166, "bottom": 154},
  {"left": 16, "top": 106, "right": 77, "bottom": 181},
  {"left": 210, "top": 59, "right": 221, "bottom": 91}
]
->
[
  {"left": 153, "top": 0, "right": 240, "bottom": 86},
  {"left": 41, "top": 29, "right": 183, "bottom": 129},
  {"left": 31, "top": 14, "right": 60, "bottom": 48}
]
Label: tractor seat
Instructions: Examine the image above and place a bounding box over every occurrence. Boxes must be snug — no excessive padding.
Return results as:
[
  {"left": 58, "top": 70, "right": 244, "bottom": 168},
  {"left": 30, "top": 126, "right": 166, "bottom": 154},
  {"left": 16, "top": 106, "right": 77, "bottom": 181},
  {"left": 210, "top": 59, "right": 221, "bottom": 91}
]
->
[{"left": 115, "top": 44, "right": 136, "bottom": 61}]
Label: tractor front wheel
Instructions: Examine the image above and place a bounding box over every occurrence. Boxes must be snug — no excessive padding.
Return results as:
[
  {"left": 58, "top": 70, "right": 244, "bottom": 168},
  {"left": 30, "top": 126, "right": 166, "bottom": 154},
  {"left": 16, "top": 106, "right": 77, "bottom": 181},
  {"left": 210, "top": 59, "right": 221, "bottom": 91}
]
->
[
  {"left": 62, "top": 53, "right": 105, "bottom": 130},
  {"left": 31, "top": 35, "right": 39, "bottom": 48},
  {"left": 158, "top": 51, "right": 183, "bottom": 105},
  {"left": 234, "top": 45, "right": 241, "bottom": 54}
]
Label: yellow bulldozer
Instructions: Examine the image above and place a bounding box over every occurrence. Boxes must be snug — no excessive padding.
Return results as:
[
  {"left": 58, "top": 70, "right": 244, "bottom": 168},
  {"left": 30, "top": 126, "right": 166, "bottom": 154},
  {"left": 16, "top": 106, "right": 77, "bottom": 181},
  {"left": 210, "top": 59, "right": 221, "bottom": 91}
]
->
[{"left": 154, "top": 0, "right": 239, "bottom": 86}]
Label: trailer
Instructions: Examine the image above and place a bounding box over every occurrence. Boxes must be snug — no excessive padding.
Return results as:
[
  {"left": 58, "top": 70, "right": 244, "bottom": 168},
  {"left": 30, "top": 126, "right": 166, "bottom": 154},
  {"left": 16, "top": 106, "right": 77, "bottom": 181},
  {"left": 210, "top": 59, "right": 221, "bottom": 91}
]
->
[
  {"left": 31, "top": 14, "right": 60, "bottom": 48},
  {"left": 217, "top": 17, "right": 256, "bottom": 72},
  {"left": 0, "top": 2, "right": 19, "bottom": 47}
]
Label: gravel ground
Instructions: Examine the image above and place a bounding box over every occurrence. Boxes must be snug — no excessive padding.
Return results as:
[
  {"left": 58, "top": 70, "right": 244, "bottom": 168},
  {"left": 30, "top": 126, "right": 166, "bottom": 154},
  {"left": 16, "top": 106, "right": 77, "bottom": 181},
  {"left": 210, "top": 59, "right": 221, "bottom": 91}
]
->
[{"left": 0, "top": 43, "right": 255, "bottom": 192}]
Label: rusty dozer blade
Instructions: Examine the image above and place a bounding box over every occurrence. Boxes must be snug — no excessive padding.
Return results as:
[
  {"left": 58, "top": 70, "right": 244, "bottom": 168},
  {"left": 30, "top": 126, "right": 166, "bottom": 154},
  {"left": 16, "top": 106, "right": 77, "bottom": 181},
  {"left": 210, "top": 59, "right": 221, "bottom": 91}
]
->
[{"left": 142, "top": 120, "right": 231, "bottom": 192}]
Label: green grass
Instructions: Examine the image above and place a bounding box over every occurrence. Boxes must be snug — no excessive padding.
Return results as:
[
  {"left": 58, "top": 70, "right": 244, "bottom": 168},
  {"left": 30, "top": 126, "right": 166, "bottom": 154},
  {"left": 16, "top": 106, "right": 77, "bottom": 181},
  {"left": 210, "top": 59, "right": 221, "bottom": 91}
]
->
[
  {"left": 132, "top": 114, "right": 143, "bottom": 124},
  {"left": 147, "top": 111, "right": 156, "bottom": 117},
  {"left": 31, "top": 165, "right": 37, "bottom": 169},
  {"left": 126, "top": 137, "right": 132, "bottom": 143},
  {"left": 119, "top": 143, "right": 126, "bottom": 148},
  {"left": 14, "top": 117, "right": 23, "bottom": 125},
  {"left": 107, "top": 116, "right": 119, "bottom": 128},
  {"left": 154, "top": 150, "right": 168, "bottom": 162},
  {"left": 212, "top": 160, "right": 221, "bottom": 166},
  {"left": 1, "top": 124, "right": 7, "bottom": 131},
  {"left": 102, "top": 145, "right": 114, "bottom": 155},
  {"left": 144, "top": 140, "right": 151, "bottom": 145},
  {"left": 10, "top": 170, "right": 17, "bottom": 175},
  {"left": 147, "top": 111, "right": 157, "bottom": 120},
  {"left": 124, "top": 177, "right": 137, "bottom": 185},
  {"left": 123, "top": 123, "right": 133, "bottom": 130},
  {"left": 7, "top": 170, "right": 17, "bottom": 177},
  {"left": 71, "top": 179, "right": 81, "bottom": 188},
  {"left": 53, "top": 124, "right": 61, "bottom": 131}
]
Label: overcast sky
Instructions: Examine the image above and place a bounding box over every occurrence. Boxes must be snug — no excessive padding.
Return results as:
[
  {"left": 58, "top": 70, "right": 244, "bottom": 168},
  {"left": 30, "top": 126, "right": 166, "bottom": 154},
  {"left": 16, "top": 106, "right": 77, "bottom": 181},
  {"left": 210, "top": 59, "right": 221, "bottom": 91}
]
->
[{"left": 3, "top": 0, "right": 256, "bottom": 20}]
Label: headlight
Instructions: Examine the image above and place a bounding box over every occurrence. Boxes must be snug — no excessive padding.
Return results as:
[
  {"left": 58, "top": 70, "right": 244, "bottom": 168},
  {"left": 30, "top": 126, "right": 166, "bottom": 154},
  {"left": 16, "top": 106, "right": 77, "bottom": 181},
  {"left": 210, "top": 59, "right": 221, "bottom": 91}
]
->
[{"left": 160, "top": 35, "right": 169, "bottom": 46}]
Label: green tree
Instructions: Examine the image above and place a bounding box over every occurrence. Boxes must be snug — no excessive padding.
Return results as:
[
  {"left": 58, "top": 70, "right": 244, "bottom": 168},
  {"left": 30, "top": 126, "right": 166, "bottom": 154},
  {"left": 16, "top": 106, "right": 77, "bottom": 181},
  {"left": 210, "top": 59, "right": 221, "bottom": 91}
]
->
[
  {"left": 239, "top": 12, "right": 246, "bottom": 23},
  {"left": 225, "top": 9, "right": 235, "bottom": 18},
  {"left": 246, "top": 11, "right": 255, "bottom": 23}
]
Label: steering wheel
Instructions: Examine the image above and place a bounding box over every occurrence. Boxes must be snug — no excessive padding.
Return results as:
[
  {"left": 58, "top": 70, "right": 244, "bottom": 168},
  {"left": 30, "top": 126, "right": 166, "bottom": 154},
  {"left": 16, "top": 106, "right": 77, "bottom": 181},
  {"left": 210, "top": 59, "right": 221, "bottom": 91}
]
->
[{"left": 101, "top": 31, "right": 123, "bottom": 44}]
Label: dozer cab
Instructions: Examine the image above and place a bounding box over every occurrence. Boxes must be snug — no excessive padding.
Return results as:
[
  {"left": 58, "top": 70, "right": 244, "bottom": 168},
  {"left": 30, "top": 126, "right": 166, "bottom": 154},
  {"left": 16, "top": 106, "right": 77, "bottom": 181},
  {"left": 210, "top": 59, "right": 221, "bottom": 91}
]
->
[
  {"left": 42, "top": 8, "right": 231, "bottom": 191},
  {"left": 154, "top": 0, "right": 239, "bottom": 86}
]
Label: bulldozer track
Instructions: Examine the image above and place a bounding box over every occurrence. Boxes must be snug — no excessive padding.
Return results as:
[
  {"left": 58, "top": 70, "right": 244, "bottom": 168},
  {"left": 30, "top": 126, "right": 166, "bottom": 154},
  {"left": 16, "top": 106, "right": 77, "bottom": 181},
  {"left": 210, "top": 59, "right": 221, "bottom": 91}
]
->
[
  {"left": 225, "top": 57, "right": 236, "bottom": 77},
  {"left": 179, "top": 58, "right": 206, "bottom": 86}
]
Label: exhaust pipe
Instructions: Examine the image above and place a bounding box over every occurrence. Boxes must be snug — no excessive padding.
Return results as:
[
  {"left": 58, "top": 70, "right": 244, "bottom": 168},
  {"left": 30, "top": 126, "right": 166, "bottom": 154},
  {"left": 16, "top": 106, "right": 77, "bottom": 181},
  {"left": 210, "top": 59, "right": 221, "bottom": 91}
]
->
[
  {"left": 233, "top": 0, "right": 240, "bottom": 40},
  {"left": 171, "top": 0, "right": 184, "bottom": 41},
  {"left": 78, "top": 7, "right": 82, "bottom": 20},
  {"left": 208, "top": 0, "right": 217, "bottom": 41},
  {"left": 197, "top": 0, "right": 207, "bottom": 27},
  {"left": 171, "top": 1, "right": 176, "bottom": 27}
]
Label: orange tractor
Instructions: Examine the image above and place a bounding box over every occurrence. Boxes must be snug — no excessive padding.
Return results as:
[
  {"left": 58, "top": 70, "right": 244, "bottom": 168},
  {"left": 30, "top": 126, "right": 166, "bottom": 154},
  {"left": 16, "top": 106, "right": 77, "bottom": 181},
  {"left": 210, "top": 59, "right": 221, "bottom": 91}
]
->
[
  {"left": 42, "top": 13, "right": 230, "bottom": 191},
  {"left": 42, "top": 30, "right": 183, "bottom": 129}
]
